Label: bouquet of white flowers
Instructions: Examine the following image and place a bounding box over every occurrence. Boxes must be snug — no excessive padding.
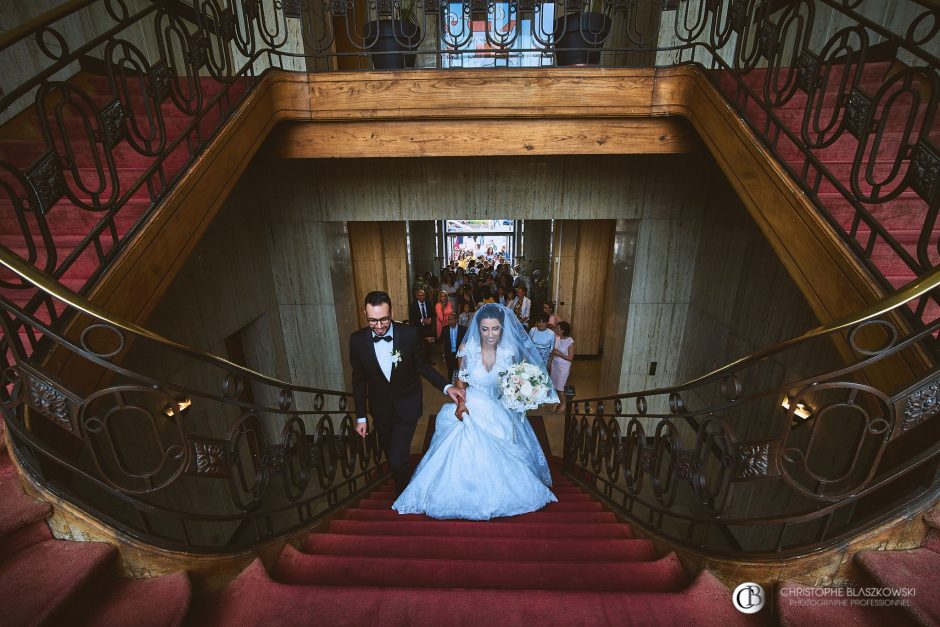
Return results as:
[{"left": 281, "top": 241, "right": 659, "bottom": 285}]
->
[{"left": 498, "top": 361, "right": 555, "bottom": 413}]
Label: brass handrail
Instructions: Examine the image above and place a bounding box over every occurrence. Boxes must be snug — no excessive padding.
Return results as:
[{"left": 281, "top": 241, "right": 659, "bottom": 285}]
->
[{"left": 0, "top": 244, "right": 346, "bottom": 397}]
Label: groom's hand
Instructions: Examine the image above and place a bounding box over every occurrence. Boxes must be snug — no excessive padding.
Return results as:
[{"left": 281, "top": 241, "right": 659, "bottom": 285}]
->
[
  {"left": 446, "top": 386, "right": 465, "bottom": 404},
  {"left": 355, "top": 422, "right": 368, "bottom": 438}
]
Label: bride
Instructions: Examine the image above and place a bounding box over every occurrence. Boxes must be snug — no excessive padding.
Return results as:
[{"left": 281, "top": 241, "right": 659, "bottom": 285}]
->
[{"left": 393, "top": 303, "right": 558, "bottom": 520}]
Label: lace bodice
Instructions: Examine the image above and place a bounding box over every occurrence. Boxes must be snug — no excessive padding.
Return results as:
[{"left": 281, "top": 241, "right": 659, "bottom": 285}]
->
[{"left": 457, "top": 346, "right": 513, "bottom": 398}]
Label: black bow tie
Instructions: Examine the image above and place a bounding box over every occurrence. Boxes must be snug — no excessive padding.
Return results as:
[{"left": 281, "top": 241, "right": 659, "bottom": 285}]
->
[{"left": 373, "top": 335, "right": 392, "bottom": 343}]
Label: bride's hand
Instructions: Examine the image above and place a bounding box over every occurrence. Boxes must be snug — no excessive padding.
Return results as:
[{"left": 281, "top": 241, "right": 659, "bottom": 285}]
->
[{"left": 455, "top": 403, "right": 468, "bottom": 421}]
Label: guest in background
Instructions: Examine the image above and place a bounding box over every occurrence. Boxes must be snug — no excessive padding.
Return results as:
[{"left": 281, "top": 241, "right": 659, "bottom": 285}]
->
[
  {"left": 441, "top": 271, "right": 457, "bottom": 308},
  {"left": 528, "top": 312, "right": 554, "bottom": 368},
  {"left": 457, "top": 284, "right": 475, "bottom": 313},
  {"left": 509, "top": 285, "right": 531, "bottom": 327},
  {"left": 495, "top": 286, "right": 509, "bottom": 307},
  {"left": 434, "top": 290, "right": 452, "bottom": 338},
  {"left": 457, "top": 302, "right": 474, "bottom": 327},
  {"left": 408, "top": 288, "right": 437, "bottom": 363},
  {"left": 437, "top": 312, "right": 467, "bottom": 383},
  {"left": 544, "top": 301, "right": 560, "bottom": 330},
  {"left": 512, "top": 267, "right": 531, "bottom": 294},
  {"left": 550, "top": 321, "right": 575, "bottom": 414}
]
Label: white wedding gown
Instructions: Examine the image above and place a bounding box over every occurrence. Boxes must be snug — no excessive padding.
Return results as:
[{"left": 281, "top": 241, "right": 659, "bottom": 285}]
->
[{"left": 392, "top": 347, "right": 557, "bottom": 520}]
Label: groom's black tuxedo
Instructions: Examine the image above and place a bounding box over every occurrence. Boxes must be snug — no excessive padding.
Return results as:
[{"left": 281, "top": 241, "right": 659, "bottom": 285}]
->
[{"left": 350, "top": 322, "right": 449, "bottom": 494}]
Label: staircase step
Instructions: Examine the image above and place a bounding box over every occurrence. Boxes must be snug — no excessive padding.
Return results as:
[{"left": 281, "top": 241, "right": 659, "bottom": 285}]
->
[
  {"left": 367, "top": 489, "right": 595, "bottom": 502},
  {"left": 76, "top": 571, "right": 192, "bottom": 627},
  {"left": 0, "top": 455, "right": 52, "bottom": 537},
  {"left": 0, "top": 539, "right": 114, "bottom": 626},
  {"left": 856, "top": 547, "right": 940, "bottom": 626},
  {"left": 273, "top": 545, "right": 689, "bottom": 592},
  {"left": 344, "top": 508, "right": 616, "bottom": 524},
  {"left": 356, "top": 498, "right": 603, "bottom": 511},
  {"left": 328, "top": 519, "right": 633, "bottom": 539},
  {"left": 0, "top": 520, "right": 52, "bottom": 561},
  {"left": 195, "top": 560, "right": 747, "bottom": 626},
  {"left": 302, "top": 533, "right": 656, "bottom": 562}
]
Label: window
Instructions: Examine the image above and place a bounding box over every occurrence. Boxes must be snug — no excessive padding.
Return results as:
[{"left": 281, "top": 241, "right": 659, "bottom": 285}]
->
[
  {"left": 444, "top": 219, "right": 515, "bottom": 263},
  {"left": 441, "top": 3, "right": 555, "bottom": 68}
]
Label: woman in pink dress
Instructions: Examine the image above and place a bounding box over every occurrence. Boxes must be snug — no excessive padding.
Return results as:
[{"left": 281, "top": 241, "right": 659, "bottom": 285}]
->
[
  {"left": 435, "top": 290, "right": 453, "bottom": 337},
  {"left": 550, "top": 321, "right": 575, "bottom": 413}
]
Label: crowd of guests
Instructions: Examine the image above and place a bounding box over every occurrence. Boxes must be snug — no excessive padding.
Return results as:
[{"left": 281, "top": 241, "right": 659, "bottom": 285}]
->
[{"left": 406, "top": 256, "right": 574, "bottom": 413}]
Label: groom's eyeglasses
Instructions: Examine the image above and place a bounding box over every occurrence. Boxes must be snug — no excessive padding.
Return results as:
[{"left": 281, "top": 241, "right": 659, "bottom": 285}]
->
[{"left": 367, "top": 316, "right": 392, "bottom": 325}]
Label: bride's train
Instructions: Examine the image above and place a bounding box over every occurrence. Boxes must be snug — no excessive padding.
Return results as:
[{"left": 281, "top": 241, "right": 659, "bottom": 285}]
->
[{"left": 393, "top": 343, "right": 556, "bottom": 520}]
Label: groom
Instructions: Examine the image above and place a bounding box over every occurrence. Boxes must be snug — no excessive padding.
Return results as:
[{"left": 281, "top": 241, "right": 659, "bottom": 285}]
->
[{"left": 351, "top": 291, "right": 465, "bottom": 495}]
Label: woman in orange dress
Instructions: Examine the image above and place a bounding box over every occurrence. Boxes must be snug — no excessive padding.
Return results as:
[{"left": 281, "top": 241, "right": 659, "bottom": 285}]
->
[{"left": 435, "top": 289, "right": 453, "bottom": 337}]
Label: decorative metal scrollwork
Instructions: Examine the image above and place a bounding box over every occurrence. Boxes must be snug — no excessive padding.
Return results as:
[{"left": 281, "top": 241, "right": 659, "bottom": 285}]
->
[
  {"left": 910, "top": 140, "right": 940, "bottom": 205},
  {"left": 314, "top": 414, "right": 338, "bottom": 489},
  {"left": 779, "top": 382, "right": 895, "bottom": 500},
  {"left": 796, "top": 50, "right": 820, "bottom": 94},
  {"left": 25, "top": 152, "right": 66, "bottom": 214},
  {"left": 220, "top": 8, "right": 237, "bottom": 41},
  {"left": 734, "top": 441, "right": 772, "bottom": 479},
  {"left": 843, "top": 89, "right": 871, "bottom": 140},
  {"left": 280, "top": 416, "right": 311, "bottom": 502},
  {"left": 79, "top": 323, "right": 126, "bottom": 359},
  {"left": 226, "top": 412, "right": 269, "bottom": 510},
  {"left": 100, "top": 100, "right": 126, "bottom": 149},
  {"left": 22, "top": 368, "right": 80, "bottom": 433},
  {"left": 900, "top": 377, "right": 940, "bottom": 432},
  {"left": 758, "top": 20, "right": 776, "bottom": 59},
  {"left": 149, "top": 60, "right": 172, "bottom": 103},
  {"left": 191, "top": 440, "right": 226, "bottom": 476},
  {"left": 729, "top": 0, "right": 749, "bottom": 33},
  {"left": 691, "top": 416, "right": 736, "bottom": 515},
  {"left": 283, "top": 0, "right": 303, "bottom": 18},
  {"left": 650, "top": 421, "right": 681, "bottom": 509},
  {"left": 622, "top": 418, "right": 647, "bottom": 496},
  {"left": 79, "top": 386, "right": 190, "bottom": 494}
]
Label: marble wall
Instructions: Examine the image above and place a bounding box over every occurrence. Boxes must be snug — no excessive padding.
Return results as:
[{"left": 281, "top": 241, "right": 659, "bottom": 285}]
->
[
  {"left": 124, "top": 167, "right": 289, "bottom": 442},
  {"left": 616, "top": 157, "right": 842, "bottom": 419},
  {"left": 131, "top": 161, "right": 356, "bottom": 443}
]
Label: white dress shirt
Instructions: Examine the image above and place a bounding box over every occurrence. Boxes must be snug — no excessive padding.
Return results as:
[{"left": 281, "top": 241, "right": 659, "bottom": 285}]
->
[{"left": 373, "top": 328, "right": 395, "bottom": 381}]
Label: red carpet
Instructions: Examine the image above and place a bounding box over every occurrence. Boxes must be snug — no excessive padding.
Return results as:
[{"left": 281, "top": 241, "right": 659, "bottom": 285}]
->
[
  {"left": 0, "top": 445, "right": 191, "bottom": 625},
  {"left": 8, "top": 429, "right": 938, "bottom": 625},
  {"left": 0, "top": 72, "right": 245, "bottom": 332},
  {"left": 192, "top": 468, "right": 761, "bottom": 625},
  {"left": 713, "top": 62, "right": 939, "bottom": 321}
]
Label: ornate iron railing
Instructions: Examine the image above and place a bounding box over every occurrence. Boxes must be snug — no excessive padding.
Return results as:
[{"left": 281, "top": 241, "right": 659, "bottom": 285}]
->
[
  {"left": 563, "top": 268, "right": 940, "bottom": 556},
  {"left": 705, "top": 0, "right": 940, "bottom": 328},
  {"left": 0, "top": 0, "right": 937, "bottom": 321},
  {"left": 0, "top": 248, "right": 387, "bottom": 553},
  {"left": 1, "top": 0, "right": 939, "bottom": 556}
]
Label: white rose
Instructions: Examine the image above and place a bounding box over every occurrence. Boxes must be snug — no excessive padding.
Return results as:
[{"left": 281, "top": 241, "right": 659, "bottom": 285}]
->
[{"left": 520, "top": 381, "right": 533, "bottom": 397}]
